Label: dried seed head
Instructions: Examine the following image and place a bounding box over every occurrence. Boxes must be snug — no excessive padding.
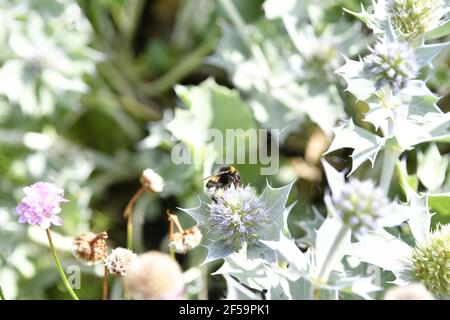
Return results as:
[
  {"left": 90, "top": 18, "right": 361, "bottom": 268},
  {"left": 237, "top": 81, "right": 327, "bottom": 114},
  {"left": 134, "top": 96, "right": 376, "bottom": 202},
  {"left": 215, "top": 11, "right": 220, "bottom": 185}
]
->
[
  {"left": 72, "top": 231, "right": 108, "bottom": 265},
  {"left": 140, "top": 169, "right": 164, "bottom": 193},
  {"left": 105, "top": 247, "right": 137, "bottom": 277},
  {"left": 384, "top": 283, "right": 434, "bottom": 300},
  {"left": 411, "top": 224, "right": 450, "bottom": 297},
  {"left": 169, "top": 226, "right": 203, "bottom": 254},
  {"left": 125, "top": 251, "right": 184, "bottom": 300}
]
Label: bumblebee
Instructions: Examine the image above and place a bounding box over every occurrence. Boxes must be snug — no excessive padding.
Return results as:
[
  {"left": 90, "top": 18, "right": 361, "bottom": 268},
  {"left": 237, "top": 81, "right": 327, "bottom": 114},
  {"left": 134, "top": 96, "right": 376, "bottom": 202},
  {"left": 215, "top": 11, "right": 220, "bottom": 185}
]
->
[{"left": 204, "top": 166, "right": 241, "bottom": 202}]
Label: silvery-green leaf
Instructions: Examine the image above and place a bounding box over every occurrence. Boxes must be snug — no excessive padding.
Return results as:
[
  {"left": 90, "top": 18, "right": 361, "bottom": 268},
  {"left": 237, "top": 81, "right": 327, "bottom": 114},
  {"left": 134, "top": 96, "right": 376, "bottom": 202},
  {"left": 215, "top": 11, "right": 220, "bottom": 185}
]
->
[
  {"left": 395, "top": 113, "right": 450, "bottom": 148},
  {"left": 343, "top": 1, "right": 386, "bottom": 34},
  {"left": 325, "top": 120, "right": 385, "bottom": 175},
  {"left": 203, "top": 239, "right": 237, "bottom": 264},
  {"left": 377, "top": 202, "right": 410, "bottom": 228},
  {"left": 424, "top": 20, "right": 450, "bottom": 40},
  {"left": 321, "top": 159, "right": 346, "bottom": 196},
  {"left": 260, "top": 180, "right": 295, "bottom": 239},
  {"left": 214, "top": 252, "right": 274, "bottom": 291},
  {"left": 261, "top": 235, "right": 307, "bottom": 281},
  {"left": 297, "top": 207, "right": 325, "bottom": 246},
  {"left": 415, "top": 42, "right": 450, "bottom": 67},
  {"left": 417, "top": 144, "right": 448, "bottom": 191},
  {"left": 407, "top": 194, "right": 432, "bottom": 245},
  {"left": 346, "top": 229, "right": 412, "bottom": 274},
  {"left": 224, "top": 275, "right": 261, "bottom": 300},
  {"left": 178, "top": 202, "right": 209, "bottom": 225},
  {"left": 396, "top": 159, "right": 419, "bottom": 202},
  {"left": 335, "top": 58, "right": 375, "bottom": 101},
  {"left": 314, "top": 217, "right": 351, "bottom": 280},
  {"left": 351, "top": 276, "right": 381, "bottom": 300}
]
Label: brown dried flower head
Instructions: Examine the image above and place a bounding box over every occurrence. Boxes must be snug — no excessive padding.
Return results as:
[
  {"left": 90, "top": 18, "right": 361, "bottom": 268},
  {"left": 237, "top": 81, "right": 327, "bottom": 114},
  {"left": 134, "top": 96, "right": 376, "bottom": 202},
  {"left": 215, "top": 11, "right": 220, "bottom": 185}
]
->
[
  {"left": 72, "top": 231, "right": 108, "bottom": 265},
  {"left": 169, "top": 226, "right": 202, "bottom": 254},
  {"left": 125, "top": 251, "right": 184, "bottom": 300},
  {"left": 105, "top": 247, "right": 137, "bottom": 277}
]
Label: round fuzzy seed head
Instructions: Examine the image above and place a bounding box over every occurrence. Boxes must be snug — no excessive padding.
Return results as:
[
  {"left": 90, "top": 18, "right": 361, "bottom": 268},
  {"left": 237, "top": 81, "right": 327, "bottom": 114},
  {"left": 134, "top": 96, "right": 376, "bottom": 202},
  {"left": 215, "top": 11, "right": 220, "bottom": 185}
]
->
[
  {"left": 388, "top": 0, "right": 446, "bottom": 41},
  {"left": 208, "top": 185, "right": 268, "bottom": 251},
  {"left": 140, "top": 169, "right": 164, "bottom": 193},
  {"left": 169, "top": 226, "right": 203, "bottom": 254},
  {"left": 105, "top": 247, "right": 137, "bottom": 277},
  {"left": 125, "top": 251, "right": 184, "bottom": 300},
  {"left": 384, "top": 283, "right": 434, "bottom": 300},
  {"left": 72, "top": 231, "right": 108, "bottom": 265},
  {"left": 411, "top": 224, "right": 450, "bottom": 297},
  {"left": 363, "top": 39, "right": 418, "bottom": 94},
  {"left": 332, "top": 179, "right": 390, "bottom": 235}
]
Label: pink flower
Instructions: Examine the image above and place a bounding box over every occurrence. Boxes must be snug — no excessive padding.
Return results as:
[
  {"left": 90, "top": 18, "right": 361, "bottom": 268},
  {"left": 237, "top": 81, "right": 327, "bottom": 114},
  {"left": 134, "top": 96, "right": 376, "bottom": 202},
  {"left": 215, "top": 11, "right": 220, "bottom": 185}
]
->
[{"left": 16, "top": 182, "right": 68, "bottom": 229}]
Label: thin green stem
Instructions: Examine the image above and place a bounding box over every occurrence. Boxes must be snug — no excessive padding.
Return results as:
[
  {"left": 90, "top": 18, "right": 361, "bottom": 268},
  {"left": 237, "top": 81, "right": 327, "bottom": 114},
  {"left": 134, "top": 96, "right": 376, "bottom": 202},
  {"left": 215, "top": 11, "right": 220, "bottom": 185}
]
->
[
  {"left": 379, "top": 147, "right": 402, "bottom": 195},
  {"left": 0, "top": 285, "right": 5, "bottom": 300},
  {"left": 379, "top": 117, "right": 402, "bottom": 195},
  {"left": 46, "top": 229, "right": 79, "bottom": 300}
]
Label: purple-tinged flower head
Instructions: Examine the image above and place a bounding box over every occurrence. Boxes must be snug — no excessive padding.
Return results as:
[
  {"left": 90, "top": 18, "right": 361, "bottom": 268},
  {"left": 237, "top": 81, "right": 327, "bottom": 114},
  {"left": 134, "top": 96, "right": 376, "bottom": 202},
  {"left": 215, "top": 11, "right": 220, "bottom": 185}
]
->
[
  {"left": 363, "top": 39, "right": 418, "bottom": 95},
  {"left": 332, "top": 179, "right": 390, "bottom": 235},
  {"left": 208, "top": 185, "right": 267, "bottom": 251},
  {"left": 16, "top": 182, "right": 68, "bottom": 229}
]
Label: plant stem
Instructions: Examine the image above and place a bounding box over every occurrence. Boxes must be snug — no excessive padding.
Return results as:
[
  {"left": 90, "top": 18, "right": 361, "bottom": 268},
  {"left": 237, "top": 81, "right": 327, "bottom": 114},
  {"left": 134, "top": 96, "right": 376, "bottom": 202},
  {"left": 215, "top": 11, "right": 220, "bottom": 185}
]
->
[
  {"left": 0, "top": 285, "right": 5, "bottom": 300},
  {"left": 46, "top": 229, "right": 79, "bottom": 300},
  {"left": 218, "top": 0, "right": 271, "bottom": 74},
  {"left": 169, "top": 247, "right": 176, "bottom": 259},
  {"left": 102, "top": 266, "right": 109, "bottom": 300},
  {"left": 124, "top": 187, "right": 144, "bottom": 251},
  {"left": 379, "top": 147, "right": 402, "bottom": 195},
  {"left": 313, "top": 224, "right": 350, "bottom": 299},
  {"left": 379, "top": 117, "right": 402, "bottom": 195}
]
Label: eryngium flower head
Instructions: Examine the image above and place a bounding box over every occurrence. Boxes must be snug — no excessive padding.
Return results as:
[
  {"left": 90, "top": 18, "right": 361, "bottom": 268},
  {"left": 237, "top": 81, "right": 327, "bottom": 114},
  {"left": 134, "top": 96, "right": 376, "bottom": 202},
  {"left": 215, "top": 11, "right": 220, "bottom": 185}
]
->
[
  {"left": 16, "top": 182, "right": 68, "bottom": 229},
  {"left": 140, "top": 168, "right": 164, "bottom": 193},
  {"left": 411, "top": 224, "right": 450, "bottom": 297},
  {"left": 208, "top": 185, "right": 268, "bottom": 251},
  {"left": 388, "top": 0, "right": 446, "bottom": 40},
  {"left": 363, "top": 39, "right": 418, "bottom": 94},
  {"left": 125, "top": 251, "right": 184, "bottom": 300},
  {"left": 332, "top": 179, "right": 390, "bottom": 235},
  {"left": 72, "top": 231, "right": 108, "bottom": 265},
  {"left": 169, "top": 227, "right": 202, "bottom": 254},
  {"left": 105, "top": 247, "right": 137, "bottom": 277},
  {"left": 384, "top": 283, "right": 434, "bottom": 300}
]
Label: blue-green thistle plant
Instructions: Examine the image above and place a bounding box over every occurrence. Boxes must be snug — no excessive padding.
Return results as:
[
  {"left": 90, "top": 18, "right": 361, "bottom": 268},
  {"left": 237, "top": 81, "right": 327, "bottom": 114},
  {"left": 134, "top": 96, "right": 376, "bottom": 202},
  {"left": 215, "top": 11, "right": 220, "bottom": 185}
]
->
[
  {"left": 180, "top": 181, "right": 295, "bottom": 263},
  {"left": 363, "top": 39, "right": 418, "bottom": 95},
  {"left": 347, "top": 192, "right": 450, "bottom": 298}
]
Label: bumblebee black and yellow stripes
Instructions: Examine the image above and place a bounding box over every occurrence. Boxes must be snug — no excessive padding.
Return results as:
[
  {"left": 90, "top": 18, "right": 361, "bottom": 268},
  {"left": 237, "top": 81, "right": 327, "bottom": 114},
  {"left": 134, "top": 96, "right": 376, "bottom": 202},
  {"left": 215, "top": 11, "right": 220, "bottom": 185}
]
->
[{"left": 204, "top": 166, "right": 241, "bottom": 202}]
